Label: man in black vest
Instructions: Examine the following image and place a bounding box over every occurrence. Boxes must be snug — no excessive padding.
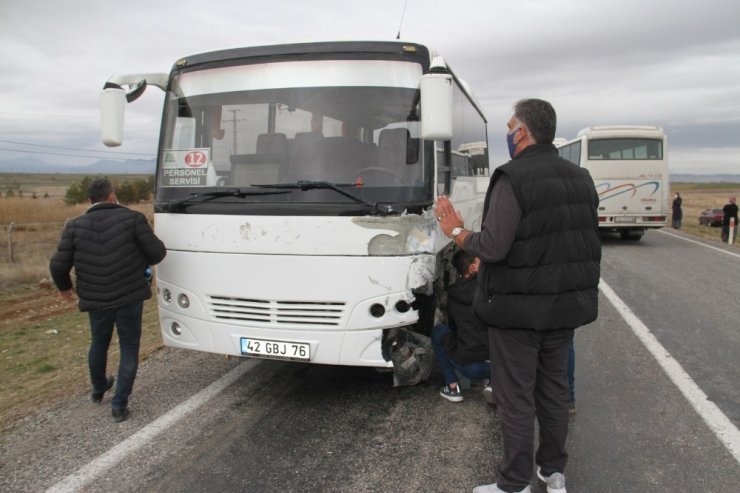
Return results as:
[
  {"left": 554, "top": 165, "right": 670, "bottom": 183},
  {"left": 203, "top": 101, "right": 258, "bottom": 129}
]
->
[{"left": 436, "top": 99, "right": 601, "bottom": 493}]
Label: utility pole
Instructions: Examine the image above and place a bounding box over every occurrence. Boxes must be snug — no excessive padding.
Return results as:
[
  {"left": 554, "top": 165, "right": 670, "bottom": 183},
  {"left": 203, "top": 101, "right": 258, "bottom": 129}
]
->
[{"left": 228, "top": 109, "right": 240, "bottom": 154}]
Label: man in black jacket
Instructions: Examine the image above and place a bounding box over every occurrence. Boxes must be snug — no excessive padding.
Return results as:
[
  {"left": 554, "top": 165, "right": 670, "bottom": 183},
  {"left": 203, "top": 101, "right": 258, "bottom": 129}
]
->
[
  {"left": 436, "top": 99, "right": 601, "bottom": 493},
  {"left": 431, "top": 250, "right": 490, "bottom": 402},
  {"left": 50, "top": 178, "right": 166, "bottom": 422}
]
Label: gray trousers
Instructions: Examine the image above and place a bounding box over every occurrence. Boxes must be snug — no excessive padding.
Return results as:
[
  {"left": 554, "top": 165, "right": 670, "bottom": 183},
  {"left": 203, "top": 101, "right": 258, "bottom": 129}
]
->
[{"left": 489, "top": 327, "right": 574, "bottom": 492}]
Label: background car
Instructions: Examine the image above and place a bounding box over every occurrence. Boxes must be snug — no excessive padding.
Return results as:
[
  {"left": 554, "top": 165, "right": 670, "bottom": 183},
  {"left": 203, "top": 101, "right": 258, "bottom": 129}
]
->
[{"left": 698, "top": 208, "right": 724, "bottom": 226}]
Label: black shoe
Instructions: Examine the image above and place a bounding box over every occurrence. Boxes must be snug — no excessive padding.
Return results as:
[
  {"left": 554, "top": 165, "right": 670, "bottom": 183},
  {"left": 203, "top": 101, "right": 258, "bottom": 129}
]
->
[
  {"left": 112, "top": 407, "right": 129, "bottom": 423},
  {"left": 91, "top": 376, "right": 115, "bottom": 404}
]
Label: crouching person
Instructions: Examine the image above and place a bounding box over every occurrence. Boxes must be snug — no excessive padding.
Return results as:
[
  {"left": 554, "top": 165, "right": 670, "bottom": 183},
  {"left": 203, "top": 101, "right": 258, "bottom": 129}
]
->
[{"left": 432, "top": 250, "right": 490, "bottom": 402}]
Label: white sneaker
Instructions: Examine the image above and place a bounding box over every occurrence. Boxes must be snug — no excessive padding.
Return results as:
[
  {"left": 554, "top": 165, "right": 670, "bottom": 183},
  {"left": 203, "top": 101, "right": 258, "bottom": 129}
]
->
[
  {"left": 472, "top": 484, "right": 531, "bottom": 493},
  {"left": 536, "top": 466, "right": 566, "bottom": 493},
  {"left": 483, "top": 385, "right": 496, "bottom": 406}
]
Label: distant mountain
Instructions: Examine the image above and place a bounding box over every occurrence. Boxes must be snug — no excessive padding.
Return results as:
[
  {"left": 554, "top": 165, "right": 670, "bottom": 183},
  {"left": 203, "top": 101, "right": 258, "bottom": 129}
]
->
[
  {"left": 671, "top": 173, "right": 740, "bottom": 183},
  {"left": 0, "top": 157, "right": 736, "bottom": 182},
  {"left": 0, "top": 156, "right": 64, "bottom": 173},
  {"left": 79, "top": 159, "right": 156, "bottom": 174},
  {"left": 0, "top": 157, "right": 155, "bottom": 174}
]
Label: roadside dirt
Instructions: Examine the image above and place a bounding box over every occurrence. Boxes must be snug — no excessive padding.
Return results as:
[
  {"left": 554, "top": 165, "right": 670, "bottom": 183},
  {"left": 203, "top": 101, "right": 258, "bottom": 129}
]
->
[
  {"left": 0, "top": 282, "right": 161, "bottom": 432},
  {"left": 0, "top": 284, "right": 75, "bottom": 329}
]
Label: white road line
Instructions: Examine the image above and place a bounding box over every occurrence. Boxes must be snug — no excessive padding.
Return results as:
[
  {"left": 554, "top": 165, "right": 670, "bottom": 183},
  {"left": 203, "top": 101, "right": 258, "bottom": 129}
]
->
[
  {"left": 658, "top": 229, "right": 740, "bottom": 259},
  {"left": 46, "top": 359, "right": 259, "bottom": 493},
  {"left": 599, "top": 279, "right": 740, "bottom": 466}
]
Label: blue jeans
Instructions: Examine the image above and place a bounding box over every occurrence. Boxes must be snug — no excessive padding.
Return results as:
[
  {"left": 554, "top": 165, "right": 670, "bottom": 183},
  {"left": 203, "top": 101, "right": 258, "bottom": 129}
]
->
[
  {"left": 88, "top": 302, "right": 143, "bottom": 409},
  {"left": 431, "top": 324, "right": 490, "bottom": 385}
]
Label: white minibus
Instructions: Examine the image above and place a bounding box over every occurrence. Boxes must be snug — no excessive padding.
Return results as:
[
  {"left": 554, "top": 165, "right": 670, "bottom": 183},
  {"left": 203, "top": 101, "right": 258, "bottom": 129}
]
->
[
  {"left": 99, "top": 42, "right": 490, "bottom": 382},
  {"left": 557, "top": 125, "right": 669, "bottom": 240}
]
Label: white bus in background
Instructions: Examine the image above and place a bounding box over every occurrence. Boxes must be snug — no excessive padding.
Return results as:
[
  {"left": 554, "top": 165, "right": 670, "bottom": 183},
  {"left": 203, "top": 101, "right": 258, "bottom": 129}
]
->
[
  {"left": 557, "top": 125, "right": 669, "bottom": 240},
  {"left": 99, "top": 41, "right": 489, "bottom": 383}
]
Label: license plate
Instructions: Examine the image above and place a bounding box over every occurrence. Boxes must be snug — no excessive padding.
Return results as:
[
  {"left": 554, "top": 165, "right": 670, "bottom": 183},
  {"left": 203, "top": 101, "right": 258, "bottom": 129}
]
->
[
  {"left": 614, "top": 216, "right": 637, "bottom": 223},
  {"left": 240, "top": 337, "right": 310, "bottom": 361}
]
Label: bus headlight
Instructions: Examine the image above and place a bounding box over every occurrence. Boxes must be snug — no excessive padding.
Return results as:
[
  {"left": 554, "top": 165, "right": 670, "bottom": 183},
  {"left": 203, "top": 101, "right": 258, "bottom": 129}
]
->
[
  {"left": 170, "top": 322, "right": 182, "bottom": 336},
  {"left": 177, "top": 293, "right": 190, "bottom": 309},
  {"left": 162, "top": 289, "right": 172, "bottom": 303}
]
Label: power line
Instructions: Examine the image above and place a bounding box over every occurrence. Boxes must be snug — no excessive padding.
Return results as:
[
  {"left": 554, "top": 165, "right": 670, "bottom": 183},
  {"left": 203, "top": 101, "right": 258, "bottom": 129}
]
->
[
  {"left": 0, "top": 139, "right": 152, "bottom": 157},
  {"left": 0, "top": 147, "right": 154, "bottom": 161}
]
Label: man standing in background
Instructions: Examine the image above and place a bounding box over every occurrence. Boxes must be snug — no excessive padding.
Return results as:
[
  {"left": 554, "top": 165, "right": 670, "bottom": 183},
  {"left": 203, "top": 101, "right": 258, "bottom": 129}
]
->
[
  {"left": 50, "top": 178, "right": 166, "bottom": 423},
  {"left": 436, "top": 99, "right": 601, "bottom": 493},
  {"left": 722, "top": 196, "right": 738, "bottom": 243},
  {"left": 672, "top": 192, "right": 682, "bottom": 229}
]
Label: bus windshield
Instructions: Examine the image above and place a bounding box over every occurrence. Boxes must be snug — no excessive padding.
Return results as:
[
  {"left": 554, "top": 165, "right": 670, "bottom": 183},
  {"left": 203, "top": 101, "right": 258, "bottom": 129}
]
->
[
  {"left": 587, "top": 138, "right": 663, "bottom": 160},
  {"left": 155, "top": 60, "right": 433, "bottom": 214}
]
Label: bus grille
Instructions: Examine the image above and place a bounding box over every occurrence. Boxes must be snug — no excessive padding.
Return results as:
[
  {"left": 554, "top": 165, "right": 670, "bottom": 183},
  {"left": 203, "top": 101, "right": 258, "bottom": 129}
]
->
[{"left": 207, "top": 296, "right": 346, "bottom": 327}]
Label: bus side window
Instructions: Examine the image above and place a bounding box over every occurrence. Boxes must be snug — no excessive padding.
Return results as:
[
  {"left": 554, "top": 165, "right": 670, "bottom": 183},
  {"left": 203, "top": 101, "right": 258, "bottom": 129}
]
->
[
  {"left": 560, "top": 141, "right": 581, "bottom": 165},
  {"left": 373, "top": 128, "right": 415, "bottom": 185}
]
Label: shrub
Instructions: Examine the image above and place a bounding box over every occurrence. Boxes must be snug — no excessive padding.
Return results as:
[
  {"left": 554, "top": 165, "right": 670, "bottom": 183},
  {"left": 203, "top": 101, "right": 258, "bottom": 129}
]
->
[
  {"left": 63, "top": 176, "right": 92, "bottom": 205},
  {"left": 64, "top": 176, "right": 154, "bottom": 205}
]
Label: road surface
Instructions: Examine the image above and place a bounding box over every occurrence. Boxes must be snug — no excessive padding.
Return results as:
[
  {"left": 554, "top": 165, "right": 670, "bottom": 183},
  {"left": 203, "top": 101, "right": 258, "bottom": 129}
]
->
[{"left": 1, "top": 229, "right": 738, "bottom": 492}]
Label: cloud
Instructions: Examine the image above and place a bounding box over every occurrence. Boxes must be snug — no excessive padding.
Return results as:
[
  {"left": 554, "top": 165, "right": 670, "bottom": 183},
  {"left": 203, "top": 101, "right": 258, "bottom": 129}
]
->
[
  {"left": 669, "top": 146, "right": 740, "bottom": 174},
  {"left": 0, "top": 0, "right": 738, "bottom": 173}
]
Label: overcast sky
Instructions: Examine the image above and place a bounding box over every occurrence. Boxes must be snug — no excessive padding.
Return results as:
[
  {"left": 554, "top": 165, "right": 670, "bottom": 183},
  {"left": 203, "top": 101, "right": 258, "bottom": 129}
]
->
[{"left": 1, "top": 0, "right": 738, "bottom": 174}]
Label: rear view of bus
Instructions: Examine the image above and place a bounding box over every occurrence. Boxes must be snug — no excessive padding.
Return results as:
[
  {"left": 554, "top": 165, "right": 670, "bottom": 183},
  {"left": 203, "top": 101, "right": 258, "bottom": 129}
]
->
[
  {"left": 558, "top": 125, "right": 668, "bottom": 240},
  {"left": 99, "top": 42, "right": 489, "bottom": 376}
]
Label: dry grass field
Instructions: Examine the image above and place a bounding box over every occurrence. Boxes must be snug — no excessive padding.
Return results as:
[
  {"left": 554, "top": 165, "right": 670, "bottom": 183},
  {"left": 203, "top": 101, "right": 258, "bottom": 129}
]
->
[
  {"left": 0, "top": 174, "right": 158, "bottom": 431},
  {"left": 0, "top": 174, "right": 738, "bottom": 432},
  {"left": 669, "top": 182, "right": 740, "bottom": 244},
  {"left": 0, "top": 174, "right": 153, "bottom": 289}
]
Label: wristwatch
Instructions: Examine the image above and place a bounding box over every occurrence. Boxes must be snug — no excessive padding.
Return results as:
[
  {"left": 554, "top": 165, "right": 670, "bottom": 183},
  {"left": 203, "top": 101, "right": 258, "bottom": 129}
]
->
[{"left": 451, "top": 227, "right": 464, "bottom": 238}]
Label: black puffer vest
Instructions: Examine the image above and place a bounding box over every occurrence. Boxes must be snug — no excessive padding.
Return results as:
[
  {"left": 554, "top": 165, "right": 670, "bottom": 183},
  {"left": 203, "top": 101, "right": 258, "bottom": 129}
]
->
[{"left": 474, "top": 144, "right": 601, "bottom": 330}]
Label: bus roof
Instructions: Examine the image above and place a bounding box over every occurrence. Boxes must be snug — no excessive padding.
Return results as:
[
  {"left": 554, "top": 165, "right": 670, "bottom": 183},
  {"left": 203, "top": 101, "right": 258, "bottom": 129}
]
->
[
  {"left": 576, "top": 125, "right": 664, "bottom": 139},
  {"left": 172, "top": 41, "right": 433, "bottom": 73},
  {"left": 168, "top": 40, "right": 486, "bottom": 123}
]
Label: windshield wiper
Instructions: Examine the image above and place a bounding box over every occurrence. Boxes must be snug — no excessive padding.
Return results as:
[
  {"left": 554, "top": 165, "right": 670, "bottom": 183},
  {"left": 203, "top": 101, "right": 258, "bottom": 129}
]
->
[
  {"left": 253, "top": 181, "right": 392, "bottom": 214},
  {"left": 164, "top": 188, "right": 290, "bottom": 211}
]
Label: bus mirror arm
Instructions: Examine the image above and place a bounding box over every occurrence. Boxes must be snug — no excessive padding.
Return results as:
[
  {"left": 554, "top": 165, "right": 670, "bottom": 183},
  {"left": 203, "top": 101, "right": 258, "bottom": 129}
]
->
[
  {"left": 100, "top": 72, "right": 167, "bottom": 147},
  {"left": 102, "top": 79, "right": 146, "bottom": 102},
  {"left": 124, "top": 80, "right": 147, "bottom": 103}
]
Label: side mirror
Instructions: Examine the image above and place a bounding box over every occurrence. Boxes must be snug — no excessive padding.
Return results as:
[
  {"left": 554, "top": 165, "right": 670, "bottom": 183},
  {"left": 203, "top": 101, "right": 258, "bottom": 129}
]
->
[
  {"left": 100, "top": 85, "right": 126, "bottom": 147},
  {"left": 420, "top": 73, "right": 453, "bottom": 141}
]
